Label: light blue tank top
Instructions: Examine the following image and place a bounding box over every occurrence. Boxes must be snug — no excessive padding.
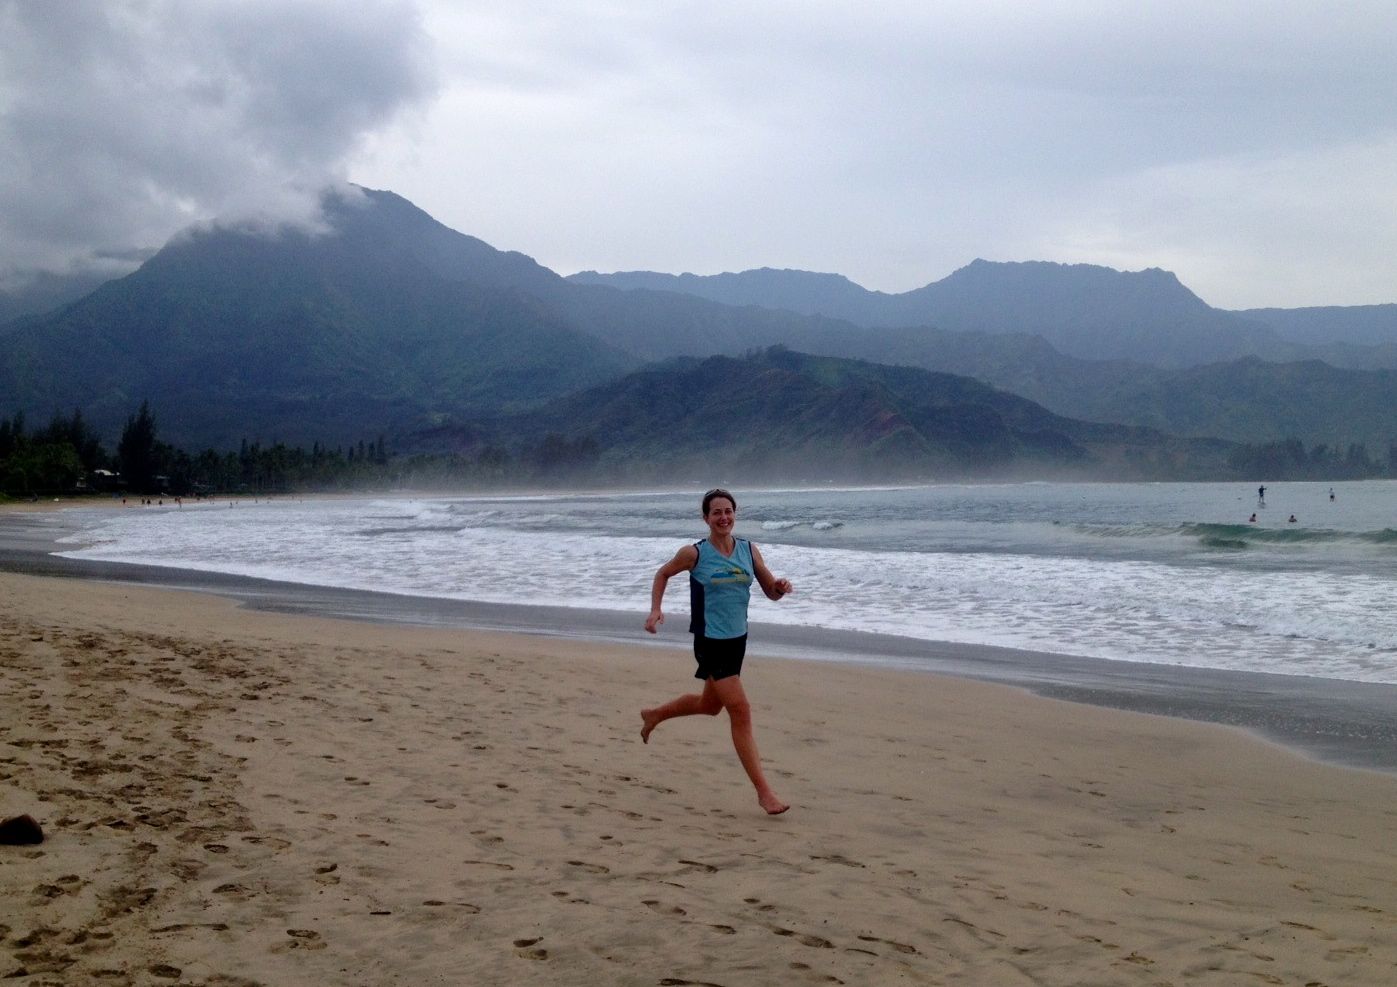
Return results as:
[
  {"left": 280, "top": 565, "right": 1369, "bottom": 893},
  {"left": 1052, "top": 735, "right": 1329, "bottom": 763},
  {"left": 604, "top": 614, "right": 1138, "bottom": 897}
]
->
[{"left": 688, "top": 538, "right": 754, "bottom": 640}]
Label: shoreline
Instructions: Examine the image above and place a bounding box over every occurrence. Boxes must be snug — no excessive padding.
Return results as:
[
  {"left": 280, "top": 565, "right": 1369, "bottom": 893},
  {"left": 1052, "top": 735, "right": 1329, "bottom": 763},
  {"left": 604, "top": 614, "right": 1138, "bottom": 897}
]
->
[{"left": 4, "top": 508, "right": 1397, "bottom": 776}]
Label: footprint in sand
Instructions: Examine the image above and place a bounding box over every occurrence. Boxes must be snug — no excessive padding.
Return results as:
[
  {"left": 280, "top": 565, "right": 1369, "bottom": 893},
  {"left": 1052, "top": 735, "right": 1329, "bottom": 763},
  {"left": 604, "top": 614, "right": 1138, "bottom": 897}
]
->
[
  {"left": 243, "top": 835, "right": 291, "bottom": 850},
  {"left": 678, "top": 859, "right": 718, "bottom": 873},
  {"left": 151, "top": 922, "right": 230, "bottom": 934},
  {"left": 213, "top": 883, "right": 253, "bottom": 898},
  {"left": 171, "top": 860, "right": 204, "bottom": 881},
  {"left": 857, "top": 934, "right": 918, "bottom": 954},
  {"left": 423, "top": 900, "right": 481, "bottom": 913},
  {"left": 461, "top": 859, "right": 515, "bottom": 871},
  {"left": 567, "top": 860, "right": 609, "bottom": 874},
  {"left": 285, "top": 929, "right": 326, "bottom": 951},
  {"left": 643, "top": 900, "right": 687, "bottom": 916},
  {"left": 810, "top": 853, "right": 864, "bottom": 868},
  {"left": 772, "top": 927, "right": 833, "bottom": 948},
  {"left": 513, "top": 937, "right": 548, "bottom": 960}
]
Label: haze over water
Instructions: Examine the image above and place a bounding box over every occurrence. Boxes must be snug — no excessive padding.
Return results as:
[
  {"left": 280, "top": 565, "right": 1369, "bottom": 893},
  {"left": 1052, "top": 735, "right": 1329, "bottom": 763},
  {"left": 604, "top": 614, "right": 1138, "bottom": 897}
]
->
[{"left": 56, "top": 481, "right": 1397, "bottom": 685}]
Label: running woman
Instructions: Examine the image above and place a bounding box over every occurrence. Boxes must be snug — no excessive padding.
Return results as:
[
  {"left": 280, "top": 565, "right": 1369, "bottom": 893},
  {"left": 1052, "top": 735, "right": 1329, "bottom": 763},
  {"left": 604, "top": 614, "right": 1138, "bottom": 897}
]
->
[{"left": 641, "top": 488, "right": 793, "bottom": 815}]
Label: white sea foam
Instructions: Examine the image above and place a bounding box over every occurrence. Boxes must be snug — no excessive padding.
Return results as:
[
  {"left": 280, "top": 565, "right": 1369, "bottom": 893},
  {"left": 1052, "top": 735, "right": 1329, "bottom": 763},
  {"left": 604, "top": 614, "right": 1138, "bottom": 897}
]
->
[{"left": 53, "top": 483, "right": 1397, "bottom": 684}]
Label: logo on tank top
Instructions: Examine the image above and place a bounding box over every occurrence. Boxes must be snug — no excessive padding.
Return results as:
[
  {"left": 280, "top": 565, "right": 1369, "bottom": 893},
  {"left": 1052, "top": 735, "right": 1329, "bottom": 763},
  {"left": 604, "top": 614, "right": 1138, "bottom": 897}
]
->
[{"left": 711, "top": 565, "right": 751, "bottom": 585}]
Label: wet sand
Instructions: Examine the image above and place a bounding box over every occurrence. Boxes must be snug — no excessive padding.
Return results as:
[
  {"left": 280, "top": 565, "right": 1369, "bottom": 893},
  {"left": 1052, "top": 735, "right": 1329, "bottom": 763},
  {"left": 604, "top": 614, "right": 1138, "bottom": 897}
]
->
[{"left": 3, "top": 570, "right": 1396, "bottom": 985}]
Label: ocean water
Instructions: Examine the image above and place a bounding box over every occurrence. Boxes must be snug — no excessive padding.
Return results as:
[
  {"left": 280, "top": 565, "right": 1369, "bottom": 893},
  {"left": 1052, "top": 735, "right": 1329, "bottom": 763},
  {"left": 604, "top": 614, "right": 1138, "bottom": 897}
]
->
[{"left": 55, "top": 480, "right": 1397, "bottom": 684}]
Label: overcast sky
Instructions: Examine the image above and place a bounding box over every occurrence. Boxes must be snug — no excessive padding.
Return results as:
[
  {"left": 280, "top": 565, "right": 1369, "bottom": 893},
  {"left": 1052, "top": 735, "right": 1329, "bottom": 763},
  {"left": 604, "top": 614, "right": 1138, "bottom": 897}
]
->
[{"left": 3, "top": 1, "right": 1395, "bottom": 309}]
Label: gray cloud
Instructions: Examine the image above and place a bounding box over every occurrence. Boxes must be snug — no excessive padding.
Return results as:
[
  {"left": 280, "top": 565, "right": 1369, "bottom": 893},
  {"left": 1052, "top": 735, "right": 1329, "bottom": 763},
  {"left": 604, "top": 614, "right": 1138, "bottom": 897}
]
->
[
  {"left": 5, "top": 1, "right": 1396, "bottom": 308},
  {"left": 355, "top": 1, "right": 1397, "bottom": 307},
  {"left": 0, "top": 0, "right": 435, "bottom": 286}
]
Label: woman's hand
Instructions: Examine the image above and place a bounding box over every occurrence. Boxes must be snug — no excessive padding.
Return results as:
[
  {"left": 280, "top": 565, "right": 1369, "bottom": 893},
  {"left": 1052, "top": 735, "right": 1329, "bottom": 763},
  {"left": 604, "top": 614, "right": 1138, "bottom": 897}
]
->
[{"left": 644, "top": 608, "right": 665, "bottom": 634}]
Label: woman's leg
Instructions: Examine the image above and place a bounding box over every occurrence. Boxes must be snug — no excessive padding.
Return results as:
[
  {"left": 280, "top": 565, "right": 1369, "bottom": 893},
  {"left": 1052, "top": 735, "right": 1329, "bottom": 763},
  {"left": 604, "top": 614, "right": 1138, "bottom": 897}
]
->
[
  {"left": 640, "top": 677, "right": 723, "bottom": 742},
  {"left": 708, "top": 675, "right": 789, "bottom": 815}
]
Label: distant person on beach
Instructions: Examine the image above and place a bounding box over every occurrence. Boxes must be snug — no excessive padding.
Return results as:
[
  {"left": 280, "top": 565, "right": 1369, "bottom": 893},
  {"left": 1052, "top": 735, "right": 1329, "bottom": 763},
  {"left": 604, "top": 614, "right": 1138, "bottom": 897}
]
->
[
  {"left": 1248, "top": 513, "right": 1257, "bottom": 523},
  {"left": 641, "top": 488, "right": 794, "bottom": 815},
  {"left": 1258, "top": 485, "right": 1266, "bottom": 502},
  {"left": 1289, "top": 514, "right": 1298, "bottom": 523},
  {"left": 1330, "top": 488, "right": 1336, "bottom": 501}
]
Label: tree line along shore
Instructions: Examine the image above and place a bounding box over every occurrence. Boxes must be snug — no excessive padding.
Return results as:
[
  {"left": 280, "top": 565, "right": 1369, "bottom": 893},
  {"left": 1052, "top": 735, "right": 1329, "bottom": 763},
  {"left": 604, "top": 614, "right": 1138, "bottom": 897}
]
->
[{"left": 4, "top": 398, "right": 1396, "bottom": 502}]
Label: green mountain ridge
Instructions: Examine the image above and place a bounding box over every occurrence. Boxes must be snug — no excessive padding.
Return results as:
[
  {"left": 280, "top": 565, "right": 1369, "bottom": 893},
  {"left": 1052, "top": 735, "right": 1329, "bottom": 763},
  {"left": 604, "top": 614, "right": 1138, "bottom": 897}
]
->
[
  {"left": 454, "top": 348, "right": 1235, "bottom": 482},
  {"left": 793, "top": 328, "right": 1397, "bottom": 453}
]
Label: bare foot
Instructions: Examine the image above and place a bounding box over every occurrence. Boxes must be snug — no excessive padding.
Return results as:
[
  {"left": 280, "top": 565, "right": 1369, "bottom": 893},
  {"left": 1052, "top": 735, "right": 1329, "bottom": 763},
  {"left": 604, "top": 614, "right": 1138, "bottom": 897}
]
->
[
  {"left": 640, "top": 709, "right": 660, "bottom": 744},
  {"left": 758, "top": 792, "right": 790, "bottom": 815}
]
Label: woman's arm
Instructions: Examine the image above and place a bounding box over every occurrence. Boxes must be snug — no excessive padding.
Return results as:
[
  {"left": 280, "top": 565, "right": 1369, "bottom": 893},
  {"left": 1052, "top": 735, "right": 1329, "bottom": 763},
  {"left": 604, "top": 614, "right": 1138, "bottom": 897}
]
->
[
  {"left": 751, "top": 543, "right": 793, "bottom": 601},
  {"left": 645, "top": 544, "right": 699, "bottom": 633}
]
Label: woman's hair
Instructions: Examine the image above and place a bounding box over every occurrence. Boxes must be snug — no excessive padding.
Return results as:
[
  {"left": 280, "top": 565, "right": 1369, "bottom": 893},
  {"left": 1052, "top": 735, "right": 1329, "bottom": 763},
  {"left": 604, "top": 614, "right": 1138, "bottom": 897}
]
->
[{"left": 702, "top": 487, "right": 737, "bottom": 515}]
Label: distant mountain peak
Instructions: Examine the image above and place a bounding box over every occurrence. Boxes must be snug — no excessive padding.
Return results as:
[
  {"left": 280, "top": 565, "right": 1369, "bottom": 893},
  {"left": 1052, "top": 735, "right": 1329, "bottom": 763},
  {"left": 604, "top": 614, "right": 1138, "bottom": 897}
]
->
[
  {"left": 573, "top": 255, "right": 1279, "bottom": 365},
  {"left": 948, "top": 257, "right": 1185, "bottom": 284}
]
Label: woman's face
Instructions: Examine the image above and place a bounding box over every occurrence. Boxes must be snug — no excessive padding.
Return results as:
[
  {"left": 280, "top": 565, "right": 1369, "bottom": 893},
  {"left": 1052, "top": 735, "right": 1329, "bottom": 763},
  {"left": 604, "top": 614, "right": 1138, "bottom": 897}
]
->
[{"left": 704, "top": 496, "right": 736, "bottom": 537}]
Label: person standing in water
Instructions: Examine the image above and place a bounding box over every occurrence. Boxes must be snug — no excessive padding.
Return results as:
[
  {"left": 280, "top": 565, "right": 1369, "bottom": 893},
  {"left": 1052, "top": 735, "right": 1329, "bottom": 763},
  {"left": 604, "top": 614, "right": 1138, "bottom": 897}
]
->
[{"left": 641, "top": 488, "right": 793, "bottom": 815}]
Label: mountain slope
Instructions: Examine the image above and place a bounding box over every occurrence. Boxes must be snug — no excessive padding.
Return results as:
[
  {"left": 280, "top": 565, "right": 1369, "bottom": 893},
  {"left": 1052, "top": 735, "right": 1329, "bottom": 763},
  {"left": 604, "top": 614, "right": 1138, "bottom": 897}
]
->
[
  {"left": 568, "top": 267, "right": 879, "bottom": 322},
  {"left": 0, "top": 187, "right": 638, "bottom": 448},
  {"left": 0, "top": 270, "right": 121, "bottom": 330},
  {"left": 798, "top": 323, "right": 1397, "bottom": 452},
  {"left": 494, "top": 348, "right": 1232, "bottom": 481},
  {"left": 1234, "top": 304, "right": 1397, "bottom": 348},
  {"left": 1096, "top": 358, "right": 1397, "bottom": 452}
]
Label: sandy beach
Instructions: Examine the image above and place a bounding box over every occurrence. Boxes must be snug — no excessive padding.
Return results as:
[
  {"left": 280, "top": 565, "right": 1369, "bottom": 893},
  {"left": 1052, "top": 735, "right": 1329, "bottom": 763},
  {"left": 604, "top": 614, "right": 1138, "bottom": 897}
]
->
[{"left": 2, "top": 570, "right": 1395, "bottom": 985}]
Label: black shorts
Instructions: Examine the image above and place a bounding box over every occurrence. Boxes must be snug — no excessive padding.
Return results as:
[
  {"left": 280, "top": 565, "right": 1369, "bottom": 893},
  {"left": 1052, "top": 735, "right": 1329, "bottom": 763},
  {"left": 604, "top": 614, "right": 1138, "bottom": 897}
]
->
[{"left": 693, "top": 634, "right": 748, "bottom": 681}]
